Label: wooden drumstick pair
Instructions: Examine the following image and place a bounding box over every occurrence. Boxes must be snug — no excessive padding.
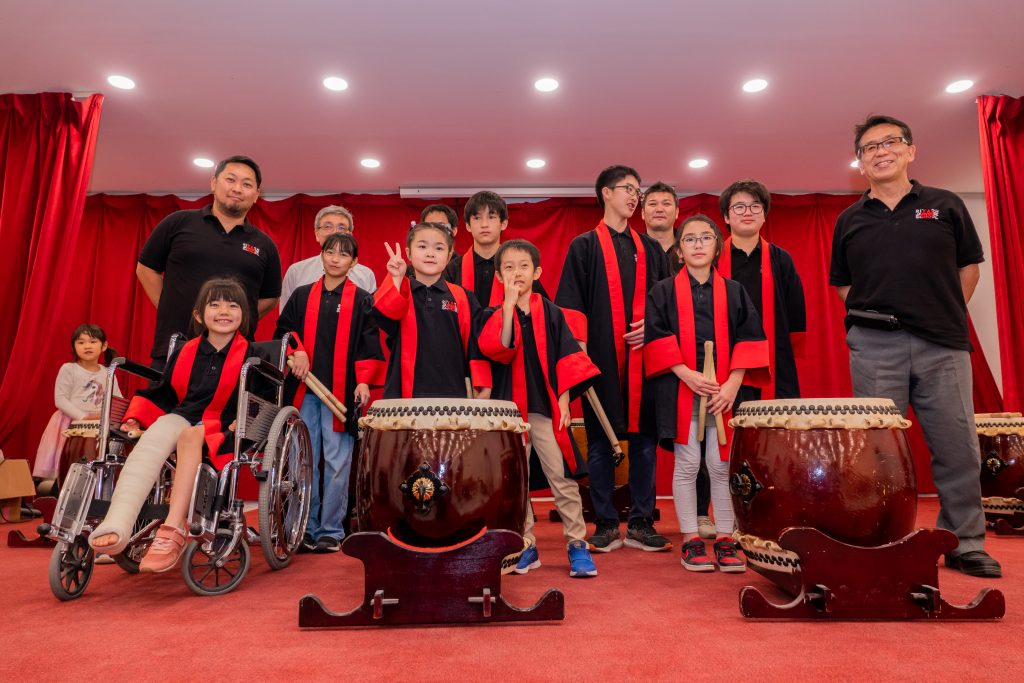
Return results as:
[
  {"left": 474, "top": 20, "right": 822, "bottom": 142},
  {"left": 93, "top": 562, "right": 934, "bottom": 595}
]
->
[
  {"left": 697, "top": 340, "right": 727, "bottom": 446},
  {"left": 287, "top": 356, "right": 347, "bottom": 423}
]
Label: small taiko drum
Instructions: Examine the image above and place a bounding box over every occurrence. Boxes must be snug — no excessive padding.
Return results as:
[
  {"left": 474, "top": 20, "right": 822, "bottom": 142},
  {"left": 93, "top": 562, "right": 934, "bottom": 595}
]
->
[
  {"left": 58, "top": 396, "right": 132, "bottom": 485},
  {"left": 570, "top": 418, "right": 629, "bottom": 487},
  {"left": 976, "top": 412, "right": 1024, "bottom": 521},
  {"left": 728, "top": 398, "right": 917, "bottom": 593},
  {"left": 355, "top": 399, "right": 529, "bottom": 547}
]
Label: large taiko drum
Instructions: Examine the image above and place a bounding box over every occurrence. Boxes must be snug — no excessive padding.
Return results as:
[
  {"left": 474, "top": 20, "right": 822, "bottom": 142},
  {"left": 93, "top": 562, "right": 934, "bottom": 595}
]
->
[
  {"left": 728, "top": 398, "right": 917, "bottom": 593},
  {"left": 355, "top": 399, "right": 530, "bottom": 547},
  {"left": 976, "top": 412, "right": 1024, "bottom": 520}
]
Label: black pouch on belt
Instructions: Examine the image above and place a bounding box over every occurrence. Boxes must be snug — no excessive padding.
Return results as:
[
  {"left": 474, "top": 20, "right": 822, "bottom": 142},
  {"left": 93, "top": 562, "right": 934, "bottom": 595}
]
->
[{"left": 846, "top": 308, "right": 901, "bottom": 331}]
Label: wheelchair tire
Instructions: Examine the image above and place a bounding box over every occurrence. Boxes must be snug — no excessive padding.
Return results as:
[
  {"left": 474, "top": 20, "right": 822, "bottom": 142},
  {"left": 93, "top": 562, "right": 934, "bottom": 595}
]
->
[
  {"left": 182, "top": 529, "right": 250, "bottom": 596},
  {"left": 48, "top": 537, "right": 95, "bottom": 601},
  {"left": 258, "top": 406, "right": 314, "bottom": 570}
]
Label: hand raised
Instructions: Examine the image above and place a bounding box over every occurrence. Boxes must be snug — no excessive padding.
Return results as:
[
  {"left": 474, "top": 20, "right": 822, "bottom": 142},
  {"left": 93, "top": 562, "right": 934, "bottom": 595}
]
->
[{"left": 384, "top": 242, "right": 407, "bottom": 279}]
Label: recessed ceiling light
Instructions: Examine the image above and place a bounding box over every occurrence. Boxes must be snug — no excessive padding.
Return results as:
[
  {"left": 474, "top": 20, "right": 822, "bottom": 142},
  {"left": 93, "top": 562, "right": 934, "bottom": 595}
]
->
[
  {"left": 534, "top": 77, "right": 559, "bottom": 92},
  {"left": 107, "top": 75, "right": 135, "bottom": 90},
  {"left": 360, "top": 158, "right": 380, "bottom": 168},
  {"left": 526, "top": 158, "right": 546, "bottom": 169},
  {"left": 850, "top": 159, "right": 860, "bottom": 169},
  {"left": 688, "top": 158, "right": 709, "bottom": 169},
  {"left": 193, "top": 158, "right": 215, "bottom": 169},
  {"left": 945, "top": 79, "right": 974, "bottom": 94},
  {"left": 742, "top": 78, "right": 768, "bottom": 93},
  {"left": 323, "top": 76, "right": 349, "bottom": 91}
]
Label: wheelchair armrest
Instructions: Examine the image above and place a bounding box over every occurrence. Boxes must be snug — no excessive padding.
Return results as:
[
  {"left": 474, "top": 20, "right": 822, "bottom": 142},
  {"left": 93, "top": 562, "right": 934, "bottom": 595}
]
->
[
  {"left": 243, "top": 356, "right": 284, "bottom": 385},
  {"left": 111, "top": 357, "right": 163, "bottom": 382}
]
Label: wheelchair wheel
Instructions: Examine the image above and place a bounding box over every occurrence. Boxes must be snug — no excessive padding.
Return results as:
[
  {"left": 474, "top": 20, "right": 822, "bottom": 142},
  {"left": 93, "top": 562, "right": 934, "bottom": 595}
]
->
[
  {"left": 258, "top": 406, "right": 313, "bottom": 570},
  {"left": 182, "top": 529, "right": 250, "bottom": 596},
  {"left": 48, "top": 537, "right": 95, "bottom": 601}
]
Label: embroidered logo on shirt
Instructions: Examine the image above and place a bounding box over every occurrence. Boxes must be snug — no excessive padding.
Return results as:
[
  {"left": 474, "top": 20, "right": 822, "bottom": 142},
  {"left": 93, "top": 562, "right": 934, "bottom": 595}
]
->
[
  {"left": 242, "top": 243, "right": 261, "bottom": 256},
  {"left": 441, "top": 299, "right": 459, "bottom": 313},
  {"left": 915, "top": 209, "right": 940, "bottom": 220}
]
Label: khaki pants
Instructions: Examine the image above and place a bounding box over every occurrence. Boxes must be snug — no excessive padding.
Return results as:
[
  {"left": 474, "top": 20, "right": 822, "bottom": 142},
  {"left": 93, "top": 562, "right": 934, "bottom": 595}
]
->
[{"left": 522, "top": 413, "right": 587, "bottom": 546}]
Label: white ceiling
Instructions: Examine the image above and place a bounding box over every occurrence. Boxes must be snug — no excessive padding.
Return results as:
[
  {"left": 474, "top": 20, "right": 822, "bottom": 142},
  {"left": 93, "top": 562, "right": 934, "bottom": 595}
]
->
[{"left": 3, "top": 0, "right": 1022, "bottom": 196}]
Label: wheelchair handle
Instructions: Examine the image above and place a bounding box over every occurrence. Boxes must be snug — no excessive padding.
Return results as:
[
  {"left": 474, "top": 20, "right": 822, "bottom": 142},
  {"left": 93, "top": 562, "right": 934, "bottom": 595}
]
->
[{"left": 112, "top": 357, "right": 163, "bottom": 382}]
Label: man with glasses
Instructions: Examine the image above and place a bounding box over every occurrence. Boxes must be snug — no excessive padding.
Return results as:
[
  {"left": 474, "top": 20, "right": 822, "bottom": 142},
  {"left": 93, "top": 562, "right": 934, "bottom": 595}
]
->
[
  {"left": 830, "top": 114, "right": 1000, "bottom": 578},
  {"left": 718, "top": 180, "right": 806, "bottom": 404},
  {"left": 280, "top": 205, "right": 377, "bottom": 310},
  {"left": 556, "top": 165, "right": 671, "bottom": 553}
]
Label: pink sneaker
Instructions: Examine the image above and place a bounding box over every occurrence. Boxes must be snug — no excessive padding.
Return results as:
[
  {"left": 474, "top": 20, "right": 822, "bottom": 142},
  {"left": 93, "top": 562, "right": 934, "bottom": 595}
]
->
[{"left": 139, "top": 525, "right": 187, "bottom": 573}]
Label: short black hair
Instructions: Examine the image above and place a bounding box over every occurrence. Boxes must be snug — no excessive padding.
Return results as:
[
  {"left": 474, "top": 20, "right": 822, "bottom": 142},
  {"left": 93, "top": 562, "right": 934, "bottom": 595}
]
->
[
  {"left": 215, "top": 155, "right": 263, "bottom": 188},
  {"left": 464, "top": 191, "right": 509, "bottom": 223},
  {"left": 420, "top": 204, "right": 458, "bottom": 229},
  {"left": 496, "top": 239, "right": 541, "bottom": 269},
  {"left": 321, "top": 231, "right": 358, "bottom": 259},
  {"left": 854, "top": 114, "right": 913, "bottom": 155},
  {"left": 676, "top": 214, "right": 725, "bottom": 266},
  {"left": 642, "top": 181, "right": 677, "bottom": 204},
  {"left": 595, "top": 164, "right": 641, "bottom": 208},
  {"left": 70, "top": 323, "right": 116, "bottom": 364},
  {"left": 191, "top": 277, "right": 252, "bottom": 338},
  {"left": 719, "top": 179, "right": 771, "bottom": 217},
  {"left": 407, "top": 222, "right": 454, "bottom": 251}
]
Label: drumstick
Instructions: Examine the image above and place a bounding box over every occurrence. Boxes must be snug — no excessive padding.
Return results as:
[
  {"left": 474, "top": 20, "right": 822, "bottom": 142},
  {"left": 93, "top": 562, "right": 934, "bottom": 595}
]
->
[
  {"left": 287, "top": 357, "right": 347, "bottom": 421},
  {"left": 697, "top": 343, "right": 711, "bottom": 442},
  {"left": 579, "top": 341, "right": 625, "bottom": 466},
  {"left": 704, "top": 341, "right": 727, "bottom": 446},
  {"left": 466, "top": 377, "right": 474, "bottom": 399}
]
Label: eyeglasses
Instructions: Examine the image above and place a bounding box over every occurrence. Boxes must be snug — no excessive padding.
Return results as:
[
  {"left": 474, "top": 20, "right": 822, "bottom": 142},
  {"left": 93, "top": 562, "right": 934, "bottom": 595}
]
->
[
  {"left": 612, "top": 184, "right": 642, "bottom": 198},
  {"left": 729, "top": 203, "right": 764, "bottom": 215},
  {"left": 856, "top": 136, "right": 908, "bottom": 159},
  {"left": 317, "top": 222, "right": 352, "bottom": 232},
  {"left": 681, "top": 233, "right": 717, "bottom": 248}
]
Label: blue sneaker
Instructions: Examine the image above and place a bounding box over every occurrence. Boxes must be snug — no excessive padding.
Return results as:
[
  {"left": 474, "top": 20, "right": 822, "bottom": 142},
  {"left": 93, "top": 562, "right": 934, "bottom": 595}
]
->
[
  {"left": 568, "top": 540, "right": 597, "bottom": 578},
  {"left": 514, "top": 544, "right": 541, "bottom": 574}
]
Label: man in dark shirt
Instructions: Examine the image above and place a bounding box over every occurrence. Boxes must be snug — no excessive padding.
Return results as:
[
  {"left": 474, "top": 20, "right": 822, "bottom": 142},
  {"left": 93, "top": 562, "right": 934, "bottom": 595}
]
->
[
  {"left": 136, "top": 155, "right": 282, "bottom": 369},
  {"left": 641, "top": 181, "right": 680, "bottom": 260},
  {"left": 830, "top": 114, "right": 999, "bottom": 578}
]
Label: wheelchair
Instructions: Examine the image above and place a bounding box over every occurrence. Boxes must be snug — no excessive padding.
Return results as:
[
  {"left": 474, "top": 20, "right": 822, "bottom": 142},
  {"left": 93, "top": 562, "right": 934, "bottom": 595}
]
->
[{"left": 41, "top": 334, "right": 314, "bottom": 599}]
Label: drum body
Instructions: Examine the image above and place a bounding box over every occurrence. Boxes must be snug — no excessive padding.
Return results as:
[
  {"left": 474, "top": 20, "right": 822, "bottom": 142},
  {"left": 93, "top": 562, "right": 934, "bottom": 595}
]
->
[
  {"left": 729, "top": 399, "right": 917, "bottom": 594},
  {"left": 976, "top": 413, "right": 1024, "bottom": 520},
  {"left": 356, "top": 399, "right": 529, "bottom": 547},
  {"left": 58, "top": 421, "right": 100, "bottom": 485}
]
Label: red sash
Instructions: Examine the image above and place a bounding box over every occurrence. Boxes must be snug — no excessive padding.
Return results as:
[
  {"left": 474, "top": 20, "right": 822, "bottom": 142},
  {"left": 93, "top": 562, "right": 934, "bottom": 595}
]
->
[
  {"left": 673, "top": 269, "right": 732, "bottom": 457},
  {"left": 719, "top": 237, "right": 776, "bottom": 399},
  {"left": 461, "top": 248, "right": 503, "bottom": 306},
  {"left": 398, "top": 280, "right": 473, "bottom": 398},
  {"left": 294, "top": 278, "right": 356, "bottom": 431},
  {"left": 595, "top": 221, "right": 647, "bottom": 433}
]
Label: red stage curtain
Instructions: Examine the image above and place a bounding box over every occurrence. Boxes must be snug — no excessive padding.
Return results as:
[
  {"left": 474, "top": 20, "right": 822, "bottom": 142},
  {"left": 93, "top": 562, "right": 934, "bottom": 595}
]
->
[
  {"left": 0, "top": 93, "right": 104, "bottom": 455},
  {"left": 978, "top": 95, "right": 1024, "bottom": 411},
  {"left": 1, "top": 189, "right": 1003, "bottom": 494}
]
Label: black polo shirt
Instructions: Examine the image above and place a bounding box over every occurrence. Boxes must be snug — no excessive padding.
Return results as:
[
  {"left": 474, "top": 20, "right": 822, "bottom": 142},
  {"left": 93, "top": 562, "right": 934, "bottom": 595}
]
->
[
  {"left": 610, "top": 227, "right": 638, "bottom": 319},
  {"left": 728, "top": 243, "right": 763, "bottom": 311},
  {"left": 690, "top": 272, "right": 715, "bottom": 371},
  {"left": 139, "top": 205, "right": 282, "bottom": 359},
  {"left": 309, "top": 282, "right": 344, "bottom": 383},
  {"left": 517, "top": 308, "right": 552, "bottom": 417},
  {"left": 829, "top": 181, "right": 983, "bottom": 350},
  {"left": 172, "top": 336, "right": 231, "bottom": 425}
]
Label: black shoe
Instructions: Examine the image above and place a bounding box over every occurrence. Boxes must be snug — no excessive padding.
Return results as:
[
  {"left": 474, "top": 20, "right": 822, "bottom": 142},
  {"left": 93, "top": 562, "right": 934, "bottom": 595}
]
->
[
  {"left": 316, "top": 537, "right": 342, "bottom": 553},
  {"left": 297, "top": 534, "right": 317, "bottom": 554},
  {"left": 623, "top": 520, "right": 671, "bottom": 552},
  {"left": 587, "top": 519, "right": 623, "bottom": 553},
  {"left": 945, "top": 550, "right": 1002, "bottom": 578}
]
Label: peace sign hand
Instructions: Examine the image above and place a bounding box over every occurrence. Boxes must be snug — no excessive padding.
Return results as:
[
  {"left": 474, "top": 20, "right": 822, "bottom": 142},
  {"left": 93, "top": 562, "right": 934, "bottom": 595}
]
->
[{"left": 384, "top": 242, "right": 407, "bottom": 284}]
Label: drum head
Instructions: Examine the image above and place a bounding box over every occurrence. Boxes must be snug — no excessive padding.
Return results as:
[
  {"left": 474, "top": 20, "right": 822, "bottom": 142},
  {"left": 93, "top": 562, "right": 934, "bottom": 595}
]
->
[
  {"left": 730, "top": 398, "right": 911, "bottom": 430},
  {"left": 359, "top": 398, "right": 529, "bottom": 432}
]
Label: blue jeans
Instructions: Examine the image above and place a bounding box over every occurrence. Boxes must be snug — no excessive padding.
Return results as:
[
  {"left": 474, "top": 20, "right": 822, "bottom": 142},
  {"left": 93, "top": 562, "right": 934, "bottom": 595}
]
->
[
  {"left": 586, "top": 431, "right": 658, "bottom": 524},
  {"left": 300, "top": 394, "right": 355, "bottom": 541}
]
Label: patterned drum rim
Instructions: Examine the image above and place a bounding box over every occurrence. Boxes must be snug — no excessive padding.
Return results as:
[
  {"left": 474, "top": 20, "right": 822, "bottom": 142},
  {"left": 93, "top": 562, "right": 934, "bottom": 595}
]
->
[
  {"left": 733, "top": 530, "right": 801, "bottom": 574},
  {"left": 359, "top": 398, "right": 529, "bottom": 433},
  {"left": 63, "top": 420, "right": 101, "bottom": 438},
  {"left": 729, "top": 398, "right": 911, "bottom": 430},
  {"left": 976, "top": 412, "right": 1024, "bottom": 436},
  {"left": 981, "top": 496, "right": 1024, "bottom": 515}
]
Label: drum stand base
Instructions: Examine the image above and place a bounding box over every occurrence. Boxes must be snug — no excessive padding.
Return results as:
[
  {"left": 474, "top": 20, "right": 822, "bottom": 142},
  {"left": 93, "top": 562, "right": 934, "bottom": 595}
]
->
[
  {"left": 298, "top": 530, "right": 565, "bottom": 627},
  {"left": 6, "top": 496, "right": 57, "bottom": 548},
  {"left": 739, "top": 527, "right": 1005, "bottom": 620}
]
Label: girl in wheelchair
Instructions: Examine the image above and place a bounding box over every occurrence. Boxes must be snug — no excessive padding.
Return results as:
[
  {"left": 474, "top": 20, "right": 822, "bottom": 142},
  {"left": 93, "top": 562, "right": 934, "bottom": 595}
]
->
[{"left": 90, "top": 278, "right": 252, "bottom": 573}]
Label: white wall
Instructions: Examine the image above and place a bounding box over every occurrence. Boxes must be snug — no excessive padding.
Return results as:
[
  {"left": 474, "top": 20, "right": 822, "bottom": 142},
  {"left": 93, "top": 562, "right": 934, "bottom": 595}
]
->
[{"left": 961, "top": 192, "right": 1002, "bottom": 392}]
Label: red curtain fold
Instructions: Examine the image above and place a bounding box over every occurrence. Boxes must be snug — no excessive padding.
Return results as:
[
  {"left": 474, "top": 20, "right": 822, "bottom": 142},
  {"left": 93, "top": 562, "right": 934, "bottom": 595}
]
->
[
  {"left": 978, "top": 94, "right": 1024, "bottom": 411},
  {"left": 0, "top": 183, "right": 1003, "bottom": 494},
  {"left": 0, "top": 92, "right": 104, "bottom": 454}
]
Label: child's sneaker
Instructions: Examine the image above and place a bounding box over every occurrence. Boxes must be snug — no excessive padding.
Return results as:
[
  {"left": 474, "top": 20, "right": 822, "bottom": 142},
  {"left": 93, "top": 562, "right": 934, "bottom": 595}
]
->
[
  {"left": 680, "top": 538, "right": 714, "bottom": 572},
  {"left": 713, "top": 536, "right": 746, "bottom": 573},
  {"left": 567, "top": 540, "right": 597, "bottom": 578},
  {"left": 587, "top": 519, "right": 623, "bottom": 553},
  {"left": 514, "top": 544, "right": 541, "bottom": 574},
  {"left": 139, "top": 524, "right": 187, "bottom": 573}
]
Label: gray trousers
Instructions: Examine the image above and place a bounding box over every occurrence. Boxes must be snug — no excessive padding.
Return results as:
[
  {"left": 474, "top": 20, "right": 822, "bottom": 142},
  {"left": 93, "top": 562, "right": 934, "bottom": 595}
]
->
[{"left": 847, "top": 326, "right": 986, "bottom": 555}]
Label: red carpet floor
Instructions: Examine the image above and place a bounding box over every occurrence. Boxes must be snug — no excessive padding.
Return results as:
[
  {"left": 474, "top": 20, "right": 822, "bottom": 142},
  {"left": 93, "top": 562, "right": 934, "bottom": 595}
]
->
[{"left": 1, "top": 497, "right": 1021, "bottom": 682}]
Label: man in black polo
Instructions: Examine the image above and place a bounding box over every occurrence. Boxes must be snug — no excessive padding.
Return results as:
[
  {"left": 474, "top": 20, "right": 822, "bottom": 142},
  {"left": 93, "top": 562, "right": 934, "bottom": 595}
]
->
[
  {"left": 830, "top": 114, "right": 1000, "bottom": 578},
  {"left": 136, "top": 155, "right": 282, "bottom": 369}
]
